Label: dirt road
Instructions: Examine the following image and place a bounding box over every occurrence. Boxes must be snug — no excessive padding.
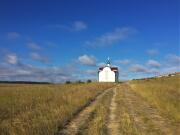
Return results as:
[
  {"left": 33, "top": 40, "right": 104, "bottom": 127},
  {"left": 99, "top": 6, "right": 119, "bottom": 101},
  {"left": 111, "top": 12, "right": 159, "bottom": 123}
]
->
[
  {"left": 56, "top": 87, "right": 114, "bottom": 135},
  {"left": 56, "top": 84, "right": 178, "bottom": 135}
]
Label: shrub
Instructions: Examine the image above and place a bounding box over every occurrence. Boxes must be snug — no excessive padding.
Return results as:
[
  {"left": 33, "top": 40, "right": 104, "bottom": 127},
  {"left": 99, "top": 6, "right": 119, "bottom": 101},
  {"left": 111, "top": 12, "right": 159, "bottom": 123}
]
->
[
  {"left": 65, "top": 81, "right": 71, "bottom": 84},
  {"left": 87, "top": 79, "right": 92, "bottom": 83}
]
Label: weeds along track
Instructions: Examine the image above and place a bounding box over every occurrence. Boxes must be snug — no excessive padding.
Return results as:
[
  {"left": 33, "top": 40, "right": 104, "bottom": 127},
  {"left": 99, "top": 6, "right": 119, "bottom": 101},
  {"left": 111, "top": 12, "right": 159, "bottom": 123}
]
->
[
  {"left": 56, "top": 87, "right": 114, "bottom": 135},
  {"left": 1, "top": 79, "right": 178, "bottom": 135},
  {"left": 116, "top": 83, "right": 178, "bottom": 135},
  {"left": 0, "top": 83, "right": 115, "bottom": 135},
  {"left": 107, "top": 88, "right": 119, "bottom": 135},
  {"left": 56, "top": 83, "right": 179, "bottom": 135}
]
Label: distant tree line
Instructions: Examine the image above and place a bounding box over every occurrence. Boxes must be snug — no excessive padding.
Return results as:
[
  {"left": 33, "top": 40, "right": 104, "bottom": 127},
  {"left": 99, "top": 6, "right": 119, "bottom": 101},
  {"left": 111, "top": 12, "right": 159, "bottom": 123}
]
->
[
  {"left": 0, "top": 81, "right": 51, "bottom": 84},
  {"left": 65, "top": 79, "right": 92, "bottom": 84}
]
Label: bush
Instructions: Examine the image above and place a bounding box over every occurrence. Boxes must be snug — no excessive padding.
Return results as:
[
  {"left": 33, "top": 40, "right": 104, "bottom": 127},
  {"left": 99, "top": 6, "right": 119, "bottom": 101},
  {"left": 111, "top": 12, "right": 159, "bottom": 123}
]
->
[
  {"left": 65, "top": 81, "right": 71, "bottom": 84},
  {"left": 76, "top": 80, "right": 84, "bottom": 84},
  {"left": 87, "top": 79, "right": 92, "bottom": 83}
]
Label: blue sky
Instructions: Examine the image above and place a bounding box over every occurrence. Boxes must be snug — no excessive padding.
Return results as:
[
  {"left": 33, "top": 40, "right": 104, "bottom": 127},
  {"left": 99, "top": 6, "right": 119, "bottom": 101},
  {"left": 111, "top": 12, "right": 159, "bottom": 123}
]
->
[{"left": 0, "top": 0, "right": 179, "bottom": 82}]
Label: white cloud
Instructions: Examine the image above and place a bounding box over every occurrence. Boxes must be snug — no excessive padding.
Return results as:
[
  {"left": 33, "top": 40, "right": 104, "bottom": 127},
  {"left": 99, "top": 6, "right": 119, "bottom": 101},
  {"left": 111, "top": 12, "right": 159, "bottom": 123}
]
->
[
  {"left": 147, "top": 49, "right": 159, "bottom": 55},
  {"left": 146, "top": 59, "right": 161, "bottom": 68},
  {"left": 45, "top": 41, "right": 57, "bottom": 47},
  {"left": 7, "top": 32, "right": 20, "bottom": 39},
  {"left": 129, "top": 64, "right": 148, "bottom": 73},
  {"left": 0, "top": 66, "right": 17, "bottom": 76},
  {"left": 78, "top": 54, "right": 96, "bottom": 66},
  {"left": 30, "top": 52, "right": 50, "bottom": 64},
  {"left": 16, "top": 69, "right": 31, "bottom": 75},
  {"left": 115, "top": 59, "right": 131, "bottom": 65},
  {"left": 84, "top": 69, "right": 97, "bottom": 76},
  {"left": 160, "top": 66, "right": 180, "bottom": 74},
  {"left": 97, "top": 62, "right": 106, "bottom": 67},
  {"left": 72, "top": 21, "right": 87, "bottom": 31},
  {"left": 85, "top": 27, "right": 136, "bottom": 47},
  {"left": 6, "top": 54, "right": 18, "bottom": 65},
  {"left": 166, "top": 54, "right": 180, "bottom": 64},
  {"left": 49, "top": 21, "right": 87, "bottom": 32},
  {"left": 27, "top": 42, "right": 41, "bottom": 50},
  {"left": 0, "top": 63, "right": 78, "bottom": 83},
  {"left": 119, "top": 72, "right": 128, "bottom": 77}
]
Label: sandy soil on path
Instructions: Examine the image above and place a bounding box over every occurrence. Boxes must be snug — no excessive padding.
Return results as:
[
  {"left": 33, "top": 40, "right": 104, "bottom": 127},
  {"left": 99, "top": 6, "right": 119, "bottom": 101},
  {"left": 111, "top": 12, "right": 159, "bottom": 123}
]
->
[{"left": 56, "top": 87, "right": 114, "bottom": 135}]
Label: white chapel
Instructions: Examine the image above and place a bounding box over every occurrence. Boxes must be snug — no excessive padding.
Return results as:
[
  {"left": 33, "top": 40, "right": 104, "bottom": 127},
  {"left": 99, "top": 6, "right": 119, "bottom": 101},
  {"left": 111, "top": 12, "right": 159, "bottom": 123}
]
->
[{"left": 98, "top": 58, "right": 119, "bottom": 82}]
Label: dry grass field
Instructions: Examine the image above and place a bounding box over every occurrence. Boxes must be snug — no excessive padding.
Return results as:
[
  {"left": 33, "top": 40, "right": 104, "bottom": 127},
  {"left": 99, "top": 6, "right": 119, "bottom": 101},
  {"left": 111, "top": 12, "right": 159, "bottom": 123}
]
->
[
  {"left": 57, "top": 85, "right": 114, "bottom": 135},
  {"left": 130, "top": 75, "right": 180, "bottom": 126},
  {"left": 0, "top": 83, "right": 114, "bottom": 135},
  {"left": 0, "top": 75, "right": 179, "bottom": 135},
  {"left": 115, "top": 83, "right": 179, "bottom": 135},
  {"left": 57, "top": 75, "right": 180, "bottom": 135}
]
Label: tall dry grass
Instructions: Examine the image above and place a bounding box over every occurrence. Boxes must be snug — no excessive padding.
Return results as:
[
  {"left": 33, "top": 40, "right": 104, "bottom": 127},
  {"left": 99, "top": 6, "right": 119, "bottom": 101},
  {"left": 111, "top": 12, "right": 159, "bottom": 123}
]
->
[
  {"left": 0, "top": 83, "right": 114, "bottom": 135},
  {"left": 78, "top": 88, "right": 113, "bottom": 135},
  {"left": 115, "top": 85, "right": 139, "bottom": 135},
  {"left": 130, "top": 75, "right": 180, "bottom": 125}
]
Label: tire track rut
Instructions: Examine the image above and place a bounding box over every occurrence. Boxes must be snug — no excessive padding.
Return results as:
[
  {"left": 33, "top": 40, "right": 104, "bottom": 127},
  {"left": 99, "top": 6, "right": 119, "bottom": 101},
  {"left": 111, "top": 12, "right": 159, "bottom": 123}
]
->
[
  {"left": 56, "top": 83, "right": 178, "bottom": 135},
  {"left": 117, "top": 84, "right": 177, "bottom": 135},
  {"left": 56, "top": 87, "right": 114, "bottom": 135},
  {"left": 107, "top": 88, "right": 119, "bottom": 135}
]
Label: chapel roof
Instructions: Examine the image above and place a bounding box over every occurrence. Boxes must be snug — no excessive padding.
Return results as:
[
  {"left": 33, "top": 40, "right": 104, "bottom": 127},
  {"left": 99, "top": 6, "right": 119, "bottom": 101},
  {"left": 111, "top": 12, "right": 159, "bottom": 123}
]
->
[{"left": 98, "top": 57, "right": 118, "bottom": 73}]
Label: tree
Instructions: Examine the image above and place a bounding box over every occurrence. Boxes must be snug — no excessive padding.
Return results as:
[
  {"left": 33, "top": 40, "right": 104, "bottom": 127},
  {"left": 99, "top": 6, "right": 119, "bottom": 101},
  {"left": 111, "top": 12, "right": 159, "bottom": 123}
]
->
[
  {"left": 65, "top": 81, "right": 71, "bottom": 84},
  {"left": 76, "top": 80, "right": 84, "bottom": 84},
  {"left": 87, "top": 79, "right": 92, "bottom": 83}
]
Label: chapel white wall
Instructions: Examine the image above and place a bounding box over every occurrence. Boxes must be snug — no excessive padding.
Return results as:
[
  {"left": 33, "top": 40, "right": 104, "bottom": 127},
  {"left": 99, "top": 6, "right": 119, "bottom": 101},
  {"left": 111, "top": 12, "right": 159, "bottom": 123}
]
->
[{"left": 99, "top": 67, "right": 115, "bottom": 82}]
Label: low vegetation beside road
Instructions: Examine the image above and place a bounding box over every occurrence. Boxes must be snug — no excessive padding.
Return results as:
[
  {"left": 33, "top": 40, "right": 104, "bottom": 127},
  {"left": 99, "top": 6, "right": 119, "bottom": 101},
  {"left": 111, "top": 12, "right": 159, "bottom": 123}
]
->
[
  {"left": 0, "top": 83, "right": 114, "bottom": 135},
  {"left": 130, "top": 75, "right": 180, "bottom": 126},
  {"left": 0, "top": 75, "right": 179, "bottom": 135}
]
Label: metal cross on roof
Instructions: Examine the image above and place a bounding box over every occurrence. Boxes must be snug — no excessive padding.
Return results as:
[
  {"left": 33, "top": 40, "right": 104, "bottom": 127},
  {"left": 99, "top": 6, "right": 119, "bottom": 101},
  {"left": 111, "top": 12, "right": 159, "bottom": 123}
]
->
[{"left": 106, "top": 57, "right": 111, "bottom": 66}]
